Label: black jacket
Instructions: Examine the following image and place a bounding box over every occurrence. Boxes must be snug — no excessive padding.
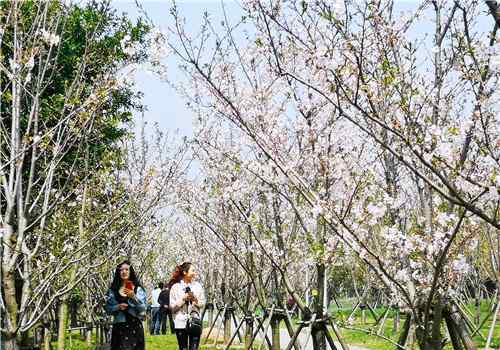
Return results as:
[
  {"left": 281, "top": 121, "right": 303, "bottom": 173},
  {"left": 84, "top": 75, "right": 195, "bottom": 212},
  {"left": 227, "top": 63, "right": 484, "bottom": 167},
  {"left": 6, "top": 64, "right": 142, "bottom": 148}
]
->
[{"left": 158, "top": 288, "right": 170, "bottom": 313}]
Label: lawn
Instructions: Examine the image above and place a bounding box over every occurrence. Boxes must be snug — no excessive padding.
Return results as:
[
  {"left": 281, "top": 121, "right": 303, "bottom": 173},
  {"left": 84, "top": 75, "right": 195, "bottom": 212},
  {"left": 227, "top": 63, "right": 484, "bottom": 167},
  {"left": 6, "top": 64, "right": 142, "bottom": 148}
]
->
[
  {"left": 53, "top": 299, "right": 500, "bottom": 350},
  {"left": 325, "top": 299, "right": 500, "bottom": 350}
]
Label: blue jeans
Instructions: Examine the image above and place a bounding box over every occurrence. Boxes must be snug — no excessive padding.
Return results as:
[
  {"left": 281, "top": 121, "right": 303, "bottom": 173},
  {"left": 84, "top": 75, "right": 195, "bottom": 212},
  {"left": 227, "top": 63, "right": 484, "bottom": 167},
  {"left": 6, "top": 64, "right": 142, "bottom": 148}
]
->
[{"left": 150, "top": 307, "right": 161, "bottom": 335}]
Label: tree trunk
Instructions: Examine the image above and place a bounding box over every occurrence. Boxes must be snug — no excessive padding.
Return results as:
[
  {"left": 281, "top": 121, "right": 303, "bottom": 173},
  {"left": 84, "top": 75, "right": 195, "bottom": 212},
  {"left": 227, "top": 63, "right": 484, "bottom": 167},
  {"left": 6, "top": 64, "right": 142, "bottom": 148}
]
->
[
  {"left": 430, "top": 302, "right": 444, "bottom": 350},
  {"left": 3, "top": 270, "right": 19, "bottom": 348},
  {"left": 57, "top": 298, "right": 69, "bottom": 350},
  {"left": 224, "top": 308, "right": 232, "bottom": 344},
  {"left": 312, "top": 322, "right": 326, "bottom": 350},
  {"left": 312, "top": 262, "right": 326, "bottom": 350},
  {"left": 3, "top": 337, "right": 19, "bottom": 350},
  {"left": 474, "top": 291, "right": 481, "bottom": 326},
  {"left": 44, "top": 326, "right": 52, "bottom": 350},
  {"left": 444, "top": 311, "right": 464, "bottom": 350},
  {"left": 271, "top": 315, "right": 280, "bottom": 350},
  {"left": 86, "top": 316, "right": 92, "bottom": 346},
  {"left": 244, "top": 317, "right": 254, "bottom": 350}
]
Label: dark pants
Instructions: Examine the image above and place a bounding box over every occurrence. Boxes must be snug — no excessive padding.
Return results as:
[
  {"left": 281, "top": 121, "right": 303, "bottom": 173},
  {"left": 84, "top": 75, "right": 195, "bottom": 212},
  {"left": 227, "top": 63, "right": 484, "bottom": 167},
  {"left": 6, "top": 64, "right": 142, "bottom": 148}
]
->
[
  {"left": 161, "top": 311, "right": 175, "bottom": 334},
  {"left": 175, "top": 329, "right": 200, "bottom": 350}
]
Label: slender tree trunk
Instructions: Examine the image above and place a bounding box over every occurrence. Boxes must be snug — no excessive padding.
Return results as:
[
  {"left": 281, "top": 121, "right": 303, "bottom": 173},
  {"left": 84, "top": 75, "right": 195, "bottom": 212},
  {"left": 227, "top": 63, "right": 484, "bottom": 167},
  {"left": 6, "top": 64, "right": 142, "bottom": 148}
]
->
[
  {"left": 224, "top": 308, "right": 232, "bottom": 344},
  {"left": 405, "top": 320, "right": 417, "bottom": 349},
  {"left": 3, "top": 269, "right": 20, "bottom": 350},
  {"left": 57, "top": 297, "right": 69, "bottom": 350},
  {"left": 86, "top": 318, "right": 92, "bottom": 346},
  {"left": 270, "top": 315, "right": 280, "bottom": 350},
  {"left": 244, "top": 317, "right": 254, "bottom": 350},
  {"left": 312, "top": 322, "right": 326, "bottom": 350},
  {"left": 312, "top": 262, "right": 326, "bottom": 350},
  {"left": 474, "top": 289, "right": 481, "bottom": 326},
  {"left": 44, "top": 326, "right": 52, "bottom": 350}
]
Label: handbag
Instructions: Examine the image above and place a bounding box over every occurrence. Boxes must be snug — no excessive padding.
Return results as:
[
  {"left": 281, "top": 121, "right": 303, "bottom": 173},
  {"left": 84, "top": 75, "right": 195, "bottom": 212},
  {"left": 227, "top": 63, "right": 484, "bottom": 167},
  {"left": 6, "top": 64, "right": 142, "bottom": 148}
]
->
[{"left": 186, "top": 310, "right": 202, "bottom": 337}]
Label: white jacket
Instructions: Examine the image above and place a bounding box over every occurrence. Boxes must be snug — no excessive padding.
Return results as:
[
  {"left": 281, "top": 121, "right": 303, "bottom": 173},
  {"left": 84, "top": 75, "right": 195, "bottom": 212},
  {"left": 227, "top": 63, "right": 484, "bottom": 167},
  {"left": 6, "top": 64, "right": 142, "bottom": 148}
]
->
[{"left": 169, "top": 280, "right": 206, "bottom": 329}]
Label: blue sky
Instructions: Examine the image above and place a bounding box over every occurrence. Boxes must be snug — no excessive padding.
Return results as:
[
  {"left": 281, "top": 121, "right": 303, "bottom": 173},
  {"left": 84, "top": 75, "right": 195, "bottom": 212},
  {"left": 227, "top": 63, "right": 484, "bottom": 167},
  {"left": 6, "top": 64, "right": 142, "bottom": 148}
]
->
[
  {"left": 113, "top": 1, "right": 246, "bottom": 138},
  {"left": 112, "top": 1, "right": 492, "bottom": 139}
]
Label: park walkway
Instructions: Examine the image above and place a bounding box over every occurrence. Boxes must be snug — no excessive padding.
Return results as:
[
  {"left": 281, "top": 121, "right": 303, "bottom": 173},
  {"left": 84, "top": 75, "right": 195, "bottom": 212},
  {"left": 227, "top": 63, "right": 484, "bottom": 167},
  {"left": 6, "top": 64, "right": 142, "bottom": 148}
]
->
[
  {"left": 275, "top": 328, "right": 371, "bottom": 350},
  {"left": 204, "top": 317, "right": 372, "bottom": 350}
]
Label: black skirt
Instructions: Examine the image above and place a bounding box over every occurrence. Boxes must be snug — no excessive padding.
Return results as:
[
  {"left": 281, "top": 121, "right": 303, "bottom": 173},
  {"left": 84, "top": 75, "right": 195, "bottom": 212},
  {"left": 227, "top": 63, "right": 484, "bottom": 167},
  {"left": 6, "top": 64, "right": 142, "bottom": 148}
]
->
[{"left": 110, "top": 312, "right": 145, "bottom": 350}]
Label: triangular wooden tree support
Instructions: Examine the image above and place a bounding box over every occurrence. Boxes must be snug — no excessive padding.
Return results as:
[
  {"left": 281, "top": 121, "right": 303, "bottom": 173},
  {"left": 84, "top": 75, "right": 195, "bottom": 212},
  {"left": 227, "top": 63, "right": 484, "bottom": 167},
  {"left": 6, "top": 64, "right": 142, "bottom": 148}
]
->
[
  {"left": 201, "top": 300, "right": 352, "bottom": 350},
  {"left": 284, "top": 313, "right": 350, "bottom": 350},
  {"left": 202, "top": 303, "right": 226, "bottom": 345}
]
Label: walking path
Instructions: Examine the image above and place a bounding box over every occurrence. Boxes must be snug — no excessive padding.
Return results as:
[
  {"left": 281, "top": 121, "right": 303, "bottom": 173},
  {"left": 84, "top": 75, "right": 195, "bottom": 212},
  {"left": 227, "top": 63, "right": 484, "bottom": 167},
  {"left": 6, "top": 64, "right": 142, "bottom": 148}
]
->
[
  {"left": 275, "top": 328, "right": 370, "bottom": 350},
  {"left": 204, "top": 317, "right": 371, "bottom": 350}
]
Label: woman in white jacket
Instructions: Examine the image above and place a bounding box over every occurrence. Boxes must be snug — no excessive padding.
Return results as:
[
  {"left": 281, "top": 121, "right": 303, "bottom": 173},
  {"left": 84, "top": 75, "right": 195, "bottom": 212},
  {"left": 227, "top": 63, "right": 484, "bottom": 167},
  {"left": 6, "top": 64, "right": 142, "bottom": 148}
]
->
[{"left": 169, "top": 262, "right": 206, "bottom": 350}]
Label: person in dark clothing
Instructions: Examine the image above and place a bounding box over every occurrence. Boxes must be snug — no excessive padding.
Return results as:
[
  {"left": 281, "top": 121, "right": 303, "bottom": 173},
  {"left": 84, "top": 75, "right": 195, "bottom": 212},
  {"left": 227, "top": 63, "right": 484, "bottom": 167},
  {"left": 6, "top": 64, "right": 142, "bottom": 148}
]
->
[
  {"left": 158, "top": 282, "right": 175, "bottom": 334},
  {"left": 105, "top": 260, "right": 147, "bottom": 350}
]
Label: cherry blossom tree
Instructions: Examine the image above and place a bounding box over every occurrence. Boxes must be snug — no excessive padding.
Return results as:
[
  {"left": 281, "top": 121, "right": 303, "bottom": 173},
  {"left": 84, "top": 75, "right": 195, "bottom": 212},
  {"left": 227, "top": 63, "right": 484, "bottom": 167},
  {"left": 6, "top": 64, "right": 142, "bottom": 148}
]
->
[
  {"left": 0, "top": 1, "right": 153, "bottom": 348},
  {"left": 163, "top": 1, "right": 499, "bottom": 349}
]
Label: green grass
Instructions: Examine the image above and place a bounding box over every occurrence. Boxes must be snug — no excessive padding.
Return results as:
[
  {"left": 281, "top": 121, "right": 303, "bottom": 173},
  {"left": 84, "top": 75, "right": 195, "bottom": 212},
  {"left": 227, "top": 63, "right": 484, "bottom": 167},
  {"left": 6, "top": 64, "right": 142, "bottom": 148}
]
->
[
  {"left": 54, "top": 333, "right": 243, "bottom": 349},
  {"left": 146, "top": 334, "right": 179, "bottom": 349},
  {"left": 49, "top": 300, "right": 500, "bottom": 349},
  {"left": 50, "top": 332, "right": 179, "bottom": 349},
  {"left": 323, "top": 299, "right": 500, "bottom": 350}
]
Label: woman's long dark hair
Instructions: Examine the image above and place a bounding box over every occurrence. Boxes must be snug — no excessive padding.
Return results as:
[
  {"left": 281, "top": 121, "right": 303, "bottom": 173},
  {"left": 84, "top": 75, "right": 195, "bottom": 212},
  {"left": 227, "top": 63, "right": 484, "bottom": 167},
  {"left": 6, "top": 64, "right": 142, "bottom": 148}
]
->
[
  {"left": 168, "top": 262, "right": 192, "bottom": 287},
  {"left": 110, "top": 260, "right": 142, "bottom": 294}
]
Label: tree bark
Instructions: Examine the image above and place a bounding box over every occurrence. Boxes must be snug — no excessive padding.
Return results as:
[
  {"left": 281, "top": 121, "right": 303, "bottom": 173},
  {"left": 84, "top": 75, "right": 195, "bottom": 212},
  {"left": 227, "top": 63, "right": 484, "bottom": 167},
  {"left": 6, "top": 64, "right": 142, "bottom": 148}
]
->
[
  {"left": 3, "top": 337, "right": 19, "bottom": 350},
  {"left": 86, "top": 317, "right": 92, "bottom": 346},
  {"left": 271, "top": 315, "right": 281, "bottom": 350},
  {"left": 312, "top": 322, "right": 327, "bottom": 350},
  {"left": 57, "top": 298, "right": 69, "bottom": 350},
  {"left": 244, "top": 316, "right": 254, "bottom": 350},
  {"left": 3, "top": 269, "right": 20, "bottom": 350},
  {"left": 444, "top": 311, "right": 465, "bottom": 350},
  {"left": 430, "top": 302, "right": 444, "bottom": 350},
  {"left": 44, "top": 326, "right": 52, "bottom": 350},
  {"left": 313, "top": 262, "right": 326, "bottom": 350},
  {"left": 224, "top": 307, "right": 232, "bottom": 344}
]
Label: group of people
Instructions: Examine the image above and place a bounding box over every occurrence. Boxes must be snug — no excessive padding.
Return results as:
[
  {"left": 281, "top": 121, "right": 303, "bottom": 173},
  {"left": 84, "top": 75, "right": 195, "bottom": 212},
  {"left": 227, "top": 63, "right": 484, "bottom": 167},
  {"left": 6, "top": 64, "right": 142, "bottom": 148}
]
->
[
  {"left": 105, "top": 260, "right": 205, "bottom": 350},
  {"left": 150, "top": 281, "right": 175, "bottom": 336}
]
